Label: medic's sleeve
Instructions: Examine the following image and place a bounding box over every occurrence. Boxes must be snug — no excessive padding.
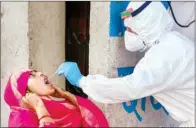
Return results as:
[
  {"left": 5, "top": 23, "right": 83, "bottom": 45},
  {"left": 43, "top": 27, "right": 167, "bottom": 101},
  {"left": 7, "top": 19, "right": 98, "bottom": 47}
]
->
[{"left": 79, "top": 49, "right": 178, "bottom": 103}]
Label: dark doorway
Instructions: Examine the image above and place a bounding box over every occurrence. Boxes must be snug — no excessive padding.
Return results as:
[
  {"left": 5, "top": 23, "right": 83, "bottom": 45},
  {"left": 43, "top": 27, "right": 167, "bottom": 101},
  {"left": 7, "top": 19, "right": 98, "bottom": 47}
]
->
[{"left": 65, "top": 2, "right": 90, "bottom": 98}]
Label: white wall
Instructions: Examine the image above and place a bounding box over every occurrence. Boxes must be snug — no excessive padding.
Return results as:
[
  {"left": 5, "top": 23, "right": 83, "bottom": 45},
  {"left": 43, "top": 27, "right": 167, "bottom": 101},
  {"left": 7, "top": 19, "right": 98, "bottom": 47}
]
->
[
  {"left": 170, "top": 2, "right": 195, "bottom": 42},
  {"left": 1, "top": 2, "right": 29, "bottom": 127},
  {"left": 28, "top": 2, "right": 65, "bottom": 89}
]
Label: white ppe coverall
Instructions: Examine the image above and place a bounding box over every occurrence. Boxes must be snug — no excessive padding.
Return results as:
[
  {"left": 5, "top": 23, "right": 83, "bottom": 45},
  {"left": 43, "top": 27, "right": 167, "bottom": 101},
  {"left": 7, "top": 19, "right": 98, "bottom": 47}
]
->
[{"left": 79, "top": 2, "right": 195, "bottom": 127}]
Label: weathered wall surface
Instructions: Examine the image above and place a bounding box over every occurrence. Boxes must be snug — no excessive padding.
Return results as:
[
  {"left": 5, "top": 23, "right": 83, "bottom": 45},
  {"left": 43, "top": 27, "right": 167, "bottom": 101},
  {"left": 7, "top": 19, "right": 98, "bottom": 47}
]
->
[
  {"left": 28, "top": 2, "right": 66, "bottom": 89},
  {"left": 1, "top": 2, "right": 29, "bottom": 127}
]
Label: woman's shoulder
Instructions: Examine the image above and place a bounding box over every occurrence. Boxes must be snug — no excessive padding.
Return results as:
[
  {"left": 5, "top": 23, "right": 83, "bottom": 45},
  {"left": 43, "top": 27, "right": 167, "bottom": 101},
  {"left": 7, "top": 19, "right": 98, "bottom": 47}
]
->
[
  {"left": 10, "top": 106, "right": 37, "bottom": 118},
  {"left": 10, "top": 106, "right": 36, "bottom": 114},
  {"left": 9, "top": 106, "right": 39, "bottom": 127}
]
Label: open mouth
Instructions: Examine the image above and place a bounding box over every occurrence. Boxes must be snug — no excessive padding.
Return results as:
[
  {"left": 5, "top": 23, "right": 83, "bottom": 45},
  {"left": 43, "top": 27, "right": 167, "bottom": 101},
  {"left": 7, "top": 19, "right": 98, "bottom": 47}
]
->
[
  {"left": 44, "top": 77, "right": 53, "bottom": 86},
  {"left": 45, "top": 80, "right": 50, "bottom": 84}
]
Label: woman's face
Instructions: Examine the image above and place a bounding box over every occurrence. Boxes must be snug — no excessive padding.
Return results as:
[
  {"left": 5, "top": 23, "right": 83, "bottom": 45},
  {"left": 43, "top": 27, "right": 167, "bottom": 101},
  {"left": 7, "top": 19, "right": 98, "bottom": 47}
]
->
[{"left": 27, "top": 70, "right": 55, "bottom": 96}]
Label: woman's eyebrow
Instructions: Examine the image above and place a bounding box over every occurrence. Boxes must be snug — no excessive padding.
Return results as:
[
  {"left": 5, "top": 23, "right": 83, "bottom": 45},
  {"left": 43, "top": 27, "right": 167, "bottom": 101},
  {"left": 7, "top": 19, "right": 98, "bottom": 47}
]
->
[{"left": 30, "top": 70, "right": 37, "bottom": 76}]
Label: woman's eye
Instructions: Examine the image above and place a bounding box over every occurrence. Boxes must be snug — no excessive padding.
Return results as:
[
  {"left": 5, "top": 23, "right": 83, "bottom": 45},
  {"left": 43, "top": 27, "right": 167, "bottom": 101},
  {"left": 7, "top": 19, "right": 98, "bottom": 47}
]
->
[{"left": 30, "top": 73, "right": 36, "bottom": 77}]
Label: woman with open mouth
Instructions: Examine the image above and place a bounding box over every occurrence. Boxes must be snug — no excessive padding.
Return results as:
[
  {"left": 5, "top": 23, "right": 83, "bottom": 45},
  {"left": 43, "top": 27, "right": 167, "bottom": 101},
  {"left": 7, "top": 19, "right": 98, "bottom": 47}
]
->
[{"left": 4, "top": 69, "right": 109, "bottom": 127}]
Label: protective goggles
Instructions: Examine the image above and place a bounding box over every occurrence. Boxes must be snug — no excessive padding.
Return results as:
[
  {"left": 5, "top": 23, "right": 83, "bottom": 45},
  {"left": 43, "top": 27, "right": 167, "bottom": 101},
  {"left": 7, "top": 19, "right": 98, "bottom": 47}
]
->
[{"left": 121, "top": 1, "right": 152, "bottom": 19}]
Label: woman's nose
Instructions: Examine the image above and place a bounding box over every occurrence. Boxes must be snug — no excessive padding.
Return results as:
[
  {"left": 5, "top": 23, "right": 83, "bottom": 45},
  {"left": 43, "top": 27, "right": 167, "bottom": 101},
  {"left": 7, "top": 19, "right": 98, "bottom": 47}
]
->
[
  {"left": 37, "top": 72, "right": 42, "bottom": 76},
  {"left": 37, "top": 72, "right": 47, "bottom": 79}
]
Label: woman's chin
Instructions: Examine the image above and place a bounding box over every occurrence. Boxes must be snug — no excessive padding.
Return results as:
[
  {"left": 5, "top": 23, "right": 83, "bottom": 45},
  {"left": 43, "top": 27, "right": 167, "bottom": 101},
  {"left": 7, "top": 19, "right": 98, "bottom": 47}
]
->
[{"left": 40, "top": 88, "right": 56, "bottom": 96}]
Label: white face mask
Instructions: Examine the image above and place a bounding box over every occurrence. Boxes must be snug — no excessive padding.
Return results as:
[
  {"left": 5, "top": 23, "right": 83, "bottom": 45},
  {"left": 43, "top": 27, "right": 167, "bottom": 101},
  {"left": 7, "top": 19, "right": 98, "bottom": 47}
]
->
[{"left": 124, "top": 30, "right": 147, "bottom": 52}]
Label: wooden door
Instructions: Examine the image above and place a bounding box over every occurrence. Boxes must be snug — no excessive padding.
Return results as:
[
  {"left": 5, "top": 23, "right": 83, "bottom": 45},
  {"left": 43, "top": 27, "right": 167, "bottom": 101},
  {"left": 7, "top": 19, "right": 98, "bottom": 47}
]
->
[{"left": 66, "top": 2, "right": 90, "bottom": 98}]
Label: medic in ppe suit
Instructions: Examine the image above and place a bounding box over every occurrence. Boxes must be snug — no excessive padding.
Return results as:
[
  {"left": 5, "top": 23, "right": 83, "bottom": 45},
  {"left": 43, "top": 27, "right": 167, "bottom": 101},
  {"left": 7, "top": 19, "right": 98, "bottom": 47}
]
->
[{"left": 56, "top": 2, "right": 195, "bottom": 127}]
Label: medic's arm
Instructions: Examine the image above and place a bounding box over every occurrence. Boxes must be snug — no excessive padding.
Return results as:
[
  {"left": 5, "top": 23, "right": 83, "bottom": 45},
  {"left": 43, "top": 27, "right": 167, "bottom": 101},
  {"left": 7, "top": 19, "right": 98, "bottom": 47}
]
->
[{"left": 80, "top": 50, "right": 177, "bottom": 103}]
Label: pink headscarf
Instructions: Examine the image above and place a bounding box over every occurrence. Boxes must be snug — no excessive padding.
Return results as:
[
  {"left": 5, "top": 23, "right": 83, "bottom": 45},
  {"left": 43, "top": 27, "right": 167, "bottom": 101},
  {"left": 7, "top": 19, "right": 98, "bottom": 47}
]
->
[
  {"left": 4, "top": 70, "right": 109, "bottom": 127},
  {"left": 4, "top": 70, "right": 31, "bottom": 107}
]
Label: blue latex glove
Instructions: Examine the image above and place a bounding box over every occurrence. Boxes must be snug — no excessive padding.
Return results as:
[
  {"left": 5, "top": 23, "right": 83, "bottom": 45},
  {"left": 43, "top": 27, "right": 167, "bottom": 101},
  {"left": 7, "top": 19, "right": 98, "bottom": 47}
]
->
[{"left": 56, "top": 62, "right": 83, "bottom": 87}]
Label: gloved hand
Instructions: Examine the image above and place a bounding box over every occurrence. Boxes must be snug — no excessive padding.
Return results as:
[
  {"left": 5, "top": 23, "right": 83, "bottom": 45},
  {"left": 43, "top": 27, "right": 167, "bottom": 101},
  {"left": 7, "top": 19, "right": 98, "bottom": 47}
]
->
[{"left": 56, "top": 62, "right": 83, "bottom": 87}]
